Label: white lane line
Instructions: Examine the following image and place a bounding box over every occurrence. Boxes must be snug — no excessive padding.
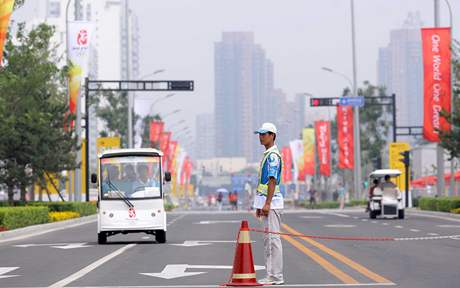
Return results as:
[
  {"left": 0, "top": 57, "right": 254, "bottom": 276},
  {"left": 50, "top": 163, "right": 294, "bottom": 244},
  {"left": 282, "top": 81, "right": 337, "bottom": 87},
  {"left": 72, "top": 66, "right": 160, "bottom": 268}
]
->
[
  {"left": 319, "top": 212, "right": 350, "bottom": 218},
  {"left": 361, "top": 219, "right": 368, "bottom": 222},
  {"left": 0, "top": 217, "right": 96, "bottom": 244},
  {"left": 168, "top": 214, "right": 186, "bottom": 226},
  {"left": 394, "top": 226, "right": 403, "bottom": 229},
  {"left": 428, "top": 233, "right": 439, "bottom": 236},
  {"left": 408, "top": 213, "right": 460, "bottom": 223},
  {"left": 410, "top": 229, "right": 420, "bottom": 232},
  {"left": 324, "top": 225, "right": 356, "bottom": 228},
  {"left": 48, "top": 244, "right": 136, "bottom": 288},
  {"left": 371, "top": 221, "right": 377, "bottom": 224},
  {"left": 195, "top": 220, "right": 241, "bottom": 224},
  {"left": 64, "top": 282, "right": 397, "bottom": 287},
  {"left": 353, "top": 217, "right": 359, "bottom": 219},
  {"left": 300, "top": 216, "right": 324, "bottom": 219},
  {"left": 382, "top": 223, "right": 389, "bottom": 226},
  {"left": 437, "top": 225, "right": 460, "bottom": 228}
]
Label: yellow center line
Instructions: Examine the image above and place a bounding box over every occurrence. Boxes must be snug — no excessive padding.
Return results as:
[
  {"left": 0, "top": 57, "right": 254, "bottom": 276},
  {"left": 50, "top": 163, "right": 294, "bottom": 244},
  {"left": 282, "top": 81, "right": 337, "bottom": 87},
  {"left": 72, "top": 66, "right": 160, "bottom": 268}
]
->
[
  {"left": 281, "top": 233, "right": 360, "bottom": 284},
  {"left": 251, "top": 214, "right": 358, "bottom": 284},
  {"left": 282, "top": 223, "right": 392, "bottom": 284}
]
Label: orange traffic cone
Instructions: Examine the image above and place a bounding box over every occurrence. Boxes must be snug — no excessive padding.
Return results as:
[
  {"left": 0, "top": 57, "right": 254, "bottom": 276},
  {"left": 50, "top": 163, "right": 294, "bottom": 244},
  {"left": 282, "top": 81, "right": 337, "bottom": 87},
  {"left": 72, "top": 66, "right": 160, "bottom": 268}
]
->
[{"left": 223, "top": 220, "right": 262, "bottom": 287}]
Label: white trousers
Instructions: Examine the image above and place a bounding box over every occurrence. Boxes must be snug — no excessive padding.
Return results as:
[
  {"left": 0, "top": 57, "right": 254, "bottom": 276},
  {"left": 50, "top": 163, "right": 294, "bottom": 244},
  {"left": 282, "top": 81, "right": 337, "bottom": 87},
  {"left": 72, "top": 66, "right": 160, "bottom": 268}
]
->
[{"left": 263, "top": 209, "right": 284, "bottom": 281}]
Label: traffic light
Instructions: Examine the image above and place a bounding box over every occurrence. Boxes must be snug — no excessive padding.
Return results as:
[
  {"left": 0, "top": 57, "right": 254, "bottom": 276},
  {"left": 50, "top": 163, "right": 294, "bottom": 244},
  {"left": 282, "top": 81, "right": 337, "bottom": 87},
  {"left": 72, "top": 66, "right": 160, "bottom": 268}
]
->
[
  {"left": 399, "top": 151, "right": 410, "bottom": 166},
  {"left": 310, "top": 98, "right": 335, "bottom": 107}
]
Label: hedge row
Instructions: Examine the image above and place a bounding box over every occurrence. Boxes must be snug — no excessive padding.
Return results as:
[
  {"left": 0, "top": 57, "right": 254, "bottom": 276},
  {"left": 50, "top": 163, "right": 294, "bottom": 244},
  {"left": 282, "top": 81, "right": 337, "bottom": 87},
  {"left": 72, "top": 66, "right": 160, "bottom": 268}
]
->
[
  {"left": 49, "top": 211, "right": 80, "bottom": 222},
  {"left": 0, "top": 207, "right": 49, "bottom": 230},
  {"left": 1, "top": 201, "right": 97, "bottom": 216},
  {"left": 418, "top": 197, "right": 460, "bottom": 213}
]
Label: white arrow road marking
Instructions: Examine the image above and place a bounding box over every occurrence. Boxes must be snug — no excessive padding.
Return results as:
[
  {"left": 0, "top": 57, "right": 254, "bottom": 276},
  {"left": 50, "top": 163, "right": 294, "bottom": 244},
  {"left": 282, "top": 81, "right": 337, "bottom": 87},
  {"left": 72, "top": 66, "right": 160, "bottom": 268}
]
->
[
  {"left": 0, "top": 267, "right": 19, "bottom": 279},
  {"left": 410, "top": 229, "right": 420, "bottom": 232},
  {"left": 141, "top": 264, "right": 264, "bottom": 280},
  {"left": 394, "top": 226, "right": 403, "bottom": 229},
  {"left": 195, "top": 220, "right": 241, "bottom": 224},
  {"left": 324, "top": 225, "right": 356, "bottom": 228},
  {"left": 320, "top": 212, "right": 350, "bottom": 218},
  {"left": 13, "top": 243, "right": 92, "bottom": 249},
  {"left": 170, "top": 240, "right": 238, "bottom": 247}
]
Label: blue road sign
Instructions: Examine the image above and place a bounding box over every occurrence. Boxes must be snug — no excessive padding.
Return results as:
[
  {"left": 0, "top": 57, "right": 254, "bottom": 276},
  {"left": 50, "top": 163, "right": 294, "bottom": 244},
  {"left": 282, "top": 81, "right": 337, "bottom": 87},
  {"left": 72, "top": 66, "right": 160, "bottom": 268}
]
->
[{"left": 339, "top": 96, "right": 364, "bottom": 107}]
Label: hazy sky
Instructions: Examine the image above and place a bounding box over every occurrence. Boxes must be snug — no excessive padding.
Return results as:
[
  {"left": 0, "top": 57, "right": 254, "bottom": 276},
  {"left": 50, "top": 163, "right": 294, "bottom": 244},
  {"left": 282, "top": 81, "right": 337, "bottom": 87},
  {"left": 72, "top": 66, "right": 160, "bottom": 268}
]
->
[{"left": 132, "top": 0, "right": 460, "bottom": 142}]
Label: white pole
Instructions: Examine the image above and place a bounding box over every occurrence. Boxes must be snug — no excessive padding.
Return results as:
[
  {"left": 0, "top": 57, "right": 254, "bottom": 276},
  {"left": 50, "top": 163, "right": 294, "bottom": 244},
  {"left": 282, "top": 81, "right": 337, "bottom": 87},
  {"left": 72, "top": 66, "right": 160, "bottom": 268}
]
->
[
  {"left": 434, "top": 0, "right": 446, "bottom": 197},
  {"left": 350, "top": 0, "right": 362, "bottom": 199}
]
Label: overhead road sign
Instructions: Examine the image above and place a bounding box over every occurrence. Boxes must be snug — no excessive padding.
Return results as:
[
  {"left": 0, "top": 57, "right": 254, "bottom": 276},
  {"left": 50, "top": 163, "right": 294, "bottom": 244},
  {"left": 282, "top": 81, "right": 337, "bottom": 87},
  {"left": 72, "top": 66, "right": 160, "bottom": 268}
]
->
[{"left": 339, "top": 96, "right": 364, "bottom": 107}]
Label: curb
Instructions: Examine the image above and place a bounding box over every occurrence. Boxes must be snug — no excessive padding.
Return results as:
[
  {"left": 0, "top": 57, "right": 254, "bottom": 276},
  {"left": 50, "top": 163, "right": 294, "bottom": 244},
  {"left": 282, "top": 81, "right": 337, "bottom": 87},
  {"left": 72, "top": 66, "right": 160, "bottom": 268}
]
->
[
  {"left": 0, "top": 215, "right": 96, "bottom": 243},
  {"left": 408, "top": 208, "right": 460, "bottom": 219}
]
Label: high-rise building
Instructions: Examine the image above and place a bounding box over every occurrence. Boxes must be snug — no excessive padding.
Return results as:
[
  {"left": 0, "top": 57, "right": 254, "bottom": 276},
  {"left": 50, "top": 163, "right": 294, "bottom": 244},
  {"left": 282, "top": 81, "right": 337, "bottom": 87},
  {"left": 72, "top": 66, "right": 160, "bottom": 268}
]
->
[
  {"left": 377, "top": 12, "right": 424, "bottom": 131},
  {"left": 215, "top": 32, "right": 254, "bottom": 160},
  {"left": 195, "top": 114, "right": 215, "bottom": 159},
  {"left": 214, "top": 32, "right": 278, "bottom": 162}
]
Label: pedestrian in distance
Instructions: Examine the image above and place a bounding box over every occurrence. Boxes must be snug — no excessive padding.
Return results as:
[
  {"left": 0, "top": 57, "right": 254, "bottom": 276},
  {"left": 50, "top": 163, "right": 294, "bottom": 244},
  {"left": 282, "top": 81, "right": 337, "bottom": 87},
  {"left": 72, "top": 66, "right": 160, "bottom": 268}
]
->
[
  {"left": 309, "top": 187, "right": 317, "bottom": 208},
  {"left": 253, "top": 122, "right": 285, "bottom": 285},
  {"left": 217, "top": 191, "right": 223, "bottom": 211},
  {"left": 337, "top": 182, "right": 346, "bottom": 210}
]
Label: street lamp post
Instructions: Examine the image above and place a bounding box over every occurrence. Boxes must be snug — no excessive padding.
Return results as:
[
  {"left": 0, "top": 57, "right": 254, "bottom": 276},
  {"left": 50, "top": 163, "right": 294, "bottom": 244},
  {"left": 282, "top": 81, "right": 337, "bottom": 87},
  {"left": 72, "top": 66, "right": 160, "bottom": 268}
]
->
[
  {"left": 149, "top": 93, "right": 175, "bottom": 115},
  {"left": 322, "top": 65, "right": 361, "bottom": 199},
  {"left": 128, "top": 69, "right": 166, "bottom": 148}
]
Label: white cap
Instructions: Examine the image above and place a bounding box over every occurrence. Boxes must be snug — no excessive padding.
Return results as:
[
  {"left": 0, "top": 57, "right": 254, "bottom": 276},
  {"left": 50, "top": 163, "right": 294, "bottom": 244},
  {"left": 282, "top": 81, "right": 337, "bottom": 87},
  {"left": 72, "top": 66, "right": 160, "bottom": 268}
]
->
[{"left": 254, "top": 122, "right": 277, "bottom": 134}]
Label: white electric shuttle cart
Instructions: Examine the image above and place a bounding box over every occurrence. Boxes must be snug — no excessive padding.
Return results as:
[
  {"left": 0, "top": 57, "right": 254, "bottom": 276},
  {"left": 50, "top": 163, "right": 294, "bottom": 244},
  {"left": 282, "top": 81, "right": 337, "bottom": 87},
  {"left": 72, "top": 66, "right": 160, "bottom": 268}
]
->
[
  {"left": 91, "top": 148, "right": 171, "bottom": 244},
  {"left": 368, "top": 169, "right": 405, "bottom": 219}
]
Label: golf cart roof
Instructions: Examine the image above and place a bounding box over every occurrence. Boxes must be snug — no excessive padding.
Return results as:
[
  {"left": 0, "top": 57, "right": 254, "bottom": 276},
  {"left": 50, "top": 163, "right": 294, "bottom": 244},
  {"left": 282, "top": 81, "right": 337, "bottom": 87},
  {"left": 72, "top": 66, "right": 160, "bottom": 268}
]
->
[
  {"left": 369, "top": 169, "right": 401, "bottom": 178},
  {"left": 99, "top": 148, "right": 163, "bottom": 158}
]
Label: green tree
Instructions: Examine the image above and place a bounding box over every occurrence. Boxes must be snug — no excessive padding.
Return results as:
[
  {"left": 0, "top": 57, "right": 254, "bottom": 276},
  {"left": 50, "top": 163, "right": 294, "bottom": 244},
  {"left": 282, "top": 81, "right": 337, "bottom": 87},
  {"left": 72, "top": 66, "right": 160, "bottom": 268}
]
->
[
  {"left": 0, "top": 23, "right": 77, "bottom": 203},
  {"left": 439, "top": 40, "right": 460, "bottom": 160},
  {"left": 139, "top": 114, "right": 161, "bottom": 148},
  {"left": 358, "top": 81, "right": 391, "bottom": 175},
  {"left": 92, "top": 91, "right": 139, "bottom": 148}
]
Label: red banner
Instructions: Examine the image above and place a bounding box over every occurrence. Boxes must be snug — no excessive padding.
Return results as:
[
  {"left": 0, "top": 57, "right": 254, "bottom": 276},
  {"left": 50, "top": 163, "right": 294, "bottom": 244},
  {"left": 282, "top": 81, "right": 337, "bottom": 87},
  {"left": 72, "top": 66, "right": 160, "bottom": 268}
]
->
[
  {"left": 337, "top": 106, "right": 354, "bottom": 169},
  {"left": 149, "top": 121, "right": 164, "bottom": 143},
  {"left": 159, "top": 131, "right": 171, "bottom": 154},
  {"left": 167, "top": 140, "right": 178, "bottom": 172},
  {"left": 315, "top": 121, "right": 331, "bottom": 176},
  {"left": 281, "top": 147, "right": 292, "bottom": 183},
  {"left": 422, "top": 28, "right": 451, "bottom": 142}
]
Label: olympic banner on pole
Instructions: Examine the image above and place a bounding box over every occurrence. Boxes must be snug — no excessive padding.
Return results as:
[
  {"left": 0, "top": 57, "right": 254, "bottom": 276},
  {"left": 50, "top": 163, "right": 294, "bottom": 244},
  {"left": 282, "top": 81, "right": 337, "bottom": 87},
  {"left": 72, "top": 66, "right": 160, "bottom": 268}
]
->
[
  {"left": 289, "top": 140, "right": 304, "bottom": 181},
  {"left": 67, "top": 21, "right": 92, "bottom": 127},
  {"left": 281, "top": 146, "right": 293, "bottom": 183},
  {"left": 0, "top": 0, "right": 15, "bottom": 65},
  {"left": 302, "top": 128, "right": 315, "bottom": 176},
  {"left": 315, "top": 121, "right": 331, "bottom": 176},
  {"left": 421, "top": 27, "right": 451, "bottom": 142},
  {"left": 337, "top": 106, "right": 354, "bottom": 169}
]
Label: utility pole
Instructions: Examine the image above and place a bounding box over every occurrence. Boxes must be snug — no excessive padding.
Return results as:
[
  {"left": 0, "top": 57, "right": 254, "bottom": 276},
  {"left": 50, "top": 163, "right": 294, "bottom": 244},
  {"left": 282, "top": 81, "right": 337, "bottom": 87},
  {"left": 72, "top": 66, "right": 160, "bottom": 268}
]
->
[
  {"left": 434, "top": 0, "right": 445, "bottom": 197},
  {"left": 350, "top": 0, "right": 362, "bottom": 199},
  {"left": 124, "top": 0, "right": 133, "bottom": 148}
]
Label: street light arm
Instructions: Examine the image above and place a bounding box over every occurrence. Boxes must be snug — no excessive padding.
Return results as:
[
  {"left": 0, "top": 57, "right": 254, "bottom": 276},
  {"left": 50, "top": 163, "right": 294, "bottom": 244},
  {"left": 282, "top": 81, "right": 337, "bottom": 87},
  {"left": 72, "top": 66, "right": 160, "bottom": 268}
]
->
[{"left": 321, "top": 67, "right": 354, "bottom": 91}]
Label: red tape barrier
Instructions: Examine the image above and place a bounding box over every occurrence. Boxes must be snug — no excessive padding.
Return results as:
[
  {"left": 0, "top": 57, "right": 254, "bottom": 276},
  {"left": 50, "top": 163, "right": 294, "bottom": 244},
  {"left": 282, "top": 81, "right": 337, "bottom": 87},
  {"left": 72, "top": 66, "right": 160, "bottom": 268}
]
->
[{"left": 248, "top": 228, "right": 395, "bottom": 241}]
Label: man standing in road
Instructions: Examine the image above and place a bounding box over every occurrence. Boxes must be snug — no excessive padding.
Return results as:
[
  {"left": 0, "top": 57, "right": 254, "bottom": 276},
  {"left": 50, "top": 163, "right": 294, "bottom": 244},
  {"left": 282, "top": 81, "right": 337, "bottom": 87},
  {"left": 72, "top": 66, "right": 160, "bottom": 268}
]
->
[{"left": 254, "top": 122, "right": 284, "bottom": 285}]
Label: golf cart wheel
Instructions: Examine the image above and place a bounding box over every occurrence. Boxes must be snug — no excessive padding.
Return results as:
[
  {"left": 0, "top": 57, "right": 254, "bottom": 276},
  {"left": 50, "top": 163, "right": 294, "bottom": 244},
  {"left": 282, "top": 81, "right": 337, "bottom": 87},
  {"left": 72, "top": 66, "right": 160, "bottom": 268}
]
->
[
  {"left": 155, "top": 230, "right": 166, "bottom": 243},
  {"left": 369, "top": 210, "right": 377, "bottom": 219},
  {"left": 398, "top": 209, "right": 405, "bottom": 219},
  {"left": 98, "top": 232, "right": 107, "bottom": 244}
]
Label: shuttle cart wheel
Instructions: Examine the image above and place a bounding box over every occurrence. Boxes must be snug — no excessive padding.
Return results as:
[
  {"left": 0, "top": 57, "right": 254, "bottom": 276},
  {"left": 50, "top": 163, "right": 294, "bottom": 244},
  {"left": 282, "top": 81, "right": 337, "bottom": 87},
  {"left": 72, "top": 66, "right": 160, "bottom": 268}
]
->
[
  {"left": 398, "top": 209, "right": 405, "bottom": 219},
  {"left": 98, "top": 232, "right": 107, "bottom": 244},
  {"left": 155, "top": 230, "right": 166, "bottom": 243}
]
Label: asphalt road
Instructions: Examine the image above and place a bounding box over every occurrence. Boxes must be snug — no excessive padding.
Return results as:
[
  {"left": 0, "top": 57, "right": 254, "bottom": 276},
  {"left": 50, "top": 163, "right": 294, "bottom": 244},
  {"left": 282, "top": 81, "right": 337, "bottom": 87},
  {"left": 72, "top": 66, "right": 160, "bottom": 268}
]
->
[{"left": 1, "top": 209, "right": 460, "bottom": 288}]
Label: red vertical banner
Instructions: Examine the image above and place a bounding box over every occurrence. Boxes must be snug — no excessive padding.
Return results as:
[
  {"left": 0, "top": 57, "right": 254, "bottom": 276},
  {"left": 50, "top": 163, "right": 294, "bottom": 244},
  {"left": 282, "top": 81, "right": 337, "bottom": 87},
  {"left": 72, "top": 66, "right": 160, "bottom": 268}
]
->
[
  {"left": 149, "top": 121, "right": 164, "bottom": 143},
  {"left": 315, "top": 121, "right": 331, "bottom": 177},
  {"left": 159, "top": 132, "right": 171, "bottom": 167},
  {"left": 167, "top": 140, "right": 178, "bottom": 172},
  {"left": 302, "top": 128, "right": 315, "bottom": 176},
  {"left": 337, "top": 106, "right": 354, "bottom": 169},
  {"left": 421, "top": 28, "right": 451, "bottom": 142},
  {"left": 285, "top": 147, "right": 292, "bottom": 182}
]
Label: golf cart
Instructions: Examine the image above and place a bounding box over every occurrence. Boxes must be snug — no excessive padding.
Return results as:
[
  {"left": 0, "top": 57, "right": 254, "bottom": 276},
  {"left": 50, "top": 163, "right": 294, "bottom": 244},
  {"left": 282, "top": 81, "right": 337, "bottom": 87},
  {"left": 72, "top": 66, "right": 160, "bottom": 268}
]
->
[
  {"left": 368, "top": 169, "right": 404, "bottom": 219},
  {"left": 91, "top": 148, "right": 171, "bottom": 244}
]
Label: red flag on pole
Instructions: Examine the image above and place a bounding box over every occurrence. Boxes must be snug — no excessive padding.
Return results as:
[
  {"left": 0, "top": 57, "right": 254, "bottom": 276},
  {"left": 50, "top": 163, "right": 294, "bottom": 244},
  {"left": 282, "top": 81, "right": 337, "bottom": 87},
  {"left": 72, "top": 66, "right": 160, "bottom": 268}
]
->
[
  {"left": 149, "top": 121, "right": 164, "bottom": 143},
  {"left": 421, "top": 27, "right": 451, "bottom": 142},
  {"left": 337, "top": 106, "right": 354, "bottom": 169},
  {"left": 315, "top": 121, "right": 331, "bottom": 176}
]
